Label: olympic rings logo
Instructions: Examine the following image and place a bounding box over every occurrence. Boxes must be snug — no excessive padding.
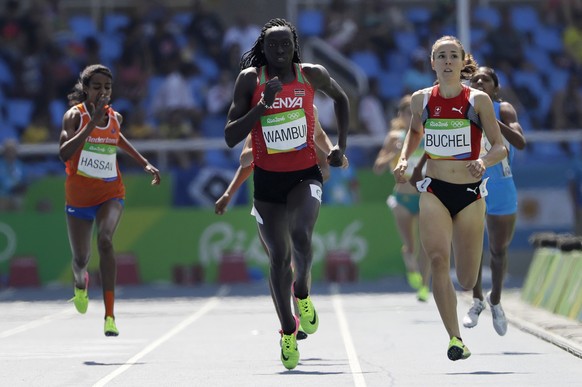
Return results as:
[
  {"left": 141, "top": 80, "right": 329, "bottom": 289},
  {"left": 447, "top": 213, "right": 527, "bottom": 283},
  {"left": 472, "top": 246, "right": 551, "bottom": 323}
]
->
[
  {"left": 450, "top": 120, "right": 466, "bottom": 128},
  {"left": 287, "top": 112, "right": 300, "bottom": 120}
]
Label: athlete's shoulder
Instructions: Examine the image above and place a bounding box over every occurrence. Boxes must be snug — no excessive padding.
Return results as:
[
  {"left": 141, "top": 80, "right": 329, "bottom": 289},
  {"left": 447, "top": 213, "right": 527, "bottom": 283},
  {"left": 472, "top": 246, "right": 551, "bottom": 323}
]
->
[
  {"left": 467, "top": 86, "right": 489, "bottom": 100},
  {"left": 299, "top": 63, "right": 329, "bottom": 80},
  {"left": 63, "top": 104, "right": 81, "bottom": 120},
  {"left": 235, "top": 67, "right": 260, "bottom": 92},
  {"left": 471, "top": 89, "right": 494, "bottom": 107},
  {"left": 412, "top": 86, "right": 434, "bottom": 99},
  {"left": 499, "top": 100, "right": 515, "bottom": 110},
  {"left": 410, "top": 87, "right": 433, "bottom": 110},
  {"left": 113, "top": 110, "right": 123, "bottom": 125},
  {"left": 237, "top": 67, "right": 259, "bottom": 81},
  {"left": 299, "top": 62, "right": 324, "bottom": 71}
]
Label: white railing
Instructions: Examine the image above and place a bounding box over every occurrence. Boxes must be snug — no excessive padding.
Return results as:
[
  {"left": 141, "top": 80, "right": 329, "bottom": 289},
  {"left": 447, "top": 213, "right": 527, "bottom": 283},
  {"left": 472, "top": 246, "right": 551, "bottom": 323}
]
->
[{"left": 17, "top": 130, "right": 582, "bottom": 170}]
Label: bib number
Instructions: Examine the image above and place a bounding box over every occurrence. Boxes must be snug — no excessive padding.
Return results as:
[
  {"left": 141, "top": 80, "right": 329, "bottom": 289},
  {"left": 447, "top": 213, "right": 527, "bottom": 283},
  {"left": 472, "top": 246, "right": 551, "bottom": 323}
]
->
[{"left": 260, "top": 109, "right": 308, "bottom": 154}]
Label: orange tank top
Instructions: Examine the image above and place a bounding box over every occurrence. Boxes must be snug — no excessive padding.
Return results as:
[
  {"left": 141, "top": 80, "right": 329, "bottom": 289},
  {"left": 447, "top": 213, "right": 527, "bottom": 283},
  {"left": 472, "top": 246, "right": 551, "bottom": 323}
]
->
[{"left": 64, "top": 103, "right": 125, "bottom": 207}]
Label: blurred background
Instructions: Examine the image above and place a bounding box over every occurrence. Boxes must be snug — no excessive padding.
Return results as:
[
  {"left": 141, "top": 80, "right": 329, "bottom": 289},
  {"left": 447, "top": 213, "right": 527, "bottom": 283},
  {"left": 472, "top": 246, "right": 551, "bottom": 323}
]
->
[{"left": 0, "top": 0, "right": 581, "bottom": 289}]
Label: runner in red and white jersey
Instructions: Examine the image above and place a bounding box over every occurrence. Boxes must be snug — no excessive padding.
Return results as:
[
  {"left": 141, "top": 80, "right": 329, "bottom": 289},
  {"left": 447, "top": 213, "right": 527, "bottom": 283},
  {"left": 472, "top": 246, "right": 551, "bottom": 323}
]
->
[{"left": 224, "top": 18, "right": 350, "bottom": 370}]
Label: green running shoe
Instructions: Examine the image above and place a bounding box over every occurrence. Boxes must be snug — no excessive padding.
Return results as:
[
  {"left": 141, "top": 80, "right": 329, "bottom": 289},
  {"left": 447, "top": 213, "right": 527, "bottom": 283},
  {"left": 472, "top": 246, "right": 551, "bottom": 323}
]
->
[
  {"left": 69, "top": 272, "right": 89, "bottom": 314},
  {"left": 104, "top": 316, "right": 119, "bottom": 337},
  {"left": 407, "top": 272, "right": 423, "bottom": 290},
  {"left": 297, "top": 323, "right": 308, "bottom": 340},
  {"left": 296, "top": 296, "right": 319, "bottom": 334},
  {"left": 280, "top": 318, "right": 307, "bottom": 346},
  {"left": 447, "top": 337, "right": 471, "bottom": 361},
  {"left": 280, "top": 333, "right": 299, "bottom": 370},
  {"left": 417, "top": 286, "right": 430, "bottom": 302}
]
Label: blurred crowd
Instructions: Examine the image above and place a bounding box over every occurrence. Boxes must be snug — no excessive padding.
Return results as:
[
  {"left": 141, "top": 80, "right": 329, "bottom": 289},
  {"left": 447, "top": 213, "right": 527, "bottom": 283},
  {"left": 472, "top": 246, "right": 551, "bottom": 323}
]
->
[
  {"left": 1, "top": 0, "right": 582, "bottom": 209},
  {"left": 1, "top": 0, "right": 581, "bottom": 144}
]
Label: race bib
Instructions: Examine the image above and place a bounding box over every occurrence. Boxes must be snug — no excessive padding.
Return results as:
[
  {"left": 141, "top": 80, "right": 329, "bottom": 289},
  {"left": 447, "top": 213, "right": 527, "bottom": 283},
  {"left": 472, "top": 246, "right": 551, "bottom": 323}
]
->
[
  {"left": 416, "top": 177, "right": 432, "bottom": 192},
  {"left": 424, "top": 118, "right": 472, "bottom": 159},
  {"left": 77, "top": 142, "right": 118, "bottom": 179},
  {"left": 479, "top": 177, "right": 489, "bottom": 198},
  {"left": 260, "top": 108, "right": 308, "bottom": 154}
]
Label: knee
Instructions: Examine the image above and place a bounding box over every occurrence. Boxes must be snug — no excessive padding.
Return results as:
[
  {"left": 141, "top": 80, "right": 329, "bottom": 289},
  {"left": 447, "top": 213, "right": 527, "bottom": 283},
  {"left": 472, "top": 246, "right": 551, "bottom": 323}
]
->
[
  {"left": 290, "top": 228, "right": 312, "bottom": 253},
  {"left": 401, "top": 245, "right": 413, "bottom": 255},
  {"left": 72, "top": 254, "right": 90, "bottom": 268},
  {"left": 428, "top": 253, "right": 448, "bottom": 272},
  {"left": 489, "top": 246, "right": 506, "bottom": 264},
  {"left": 269, "top": 248, "right": 292, "bottom": 270},
  {"left": 457, "top": 275, "right": 477, "bottom": 291},
  {"left": 96, "top": 233, "right": 114, "bottom": 254}
]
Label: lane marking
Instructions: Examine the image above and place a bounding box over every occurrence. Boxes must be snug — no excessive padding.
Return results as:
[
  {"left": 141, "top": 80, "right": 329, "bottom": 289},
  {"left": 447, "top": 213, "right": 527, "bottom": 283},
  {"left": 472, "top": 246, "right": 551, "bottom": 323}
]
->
[
  {"left": 330, "top": 283, "right": 366, "bottom": 387},
  {"left": 0, "top": 308, "right": 74, "bottom": 339},
  {"left": 92, "top": 285, "right": 228, "bottom": 387}
]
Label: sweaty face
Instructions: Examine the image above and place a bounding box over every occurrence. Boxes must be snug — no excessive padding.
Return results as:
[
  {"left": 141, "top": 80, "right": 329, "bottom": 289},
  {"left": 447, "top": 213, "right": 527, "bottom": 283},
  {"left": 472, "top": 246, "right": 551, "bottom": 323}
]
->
[
  {"left": 471, "top": 72, "right": 496, "bottom": 99},
  {"left": 431, "top": 41, "right": 463, "bottom": 81},
  {"left": 262, "top": 26, "right": 295, "bottom": 67},
  {"left": 84, "top": 73, "right": 112, "bottom": 105}
]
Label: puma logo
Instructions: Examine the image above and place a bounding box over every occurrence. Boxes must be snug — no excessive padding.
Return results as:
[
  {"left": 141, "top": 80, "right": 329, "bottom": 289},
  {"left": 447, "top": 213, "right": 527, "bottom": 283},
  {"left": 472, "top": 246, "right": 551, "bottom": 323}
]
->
[
  {"left": 452, "top": 106, "right": 463, "bottom": 114},
  {"left": 466, "top": 186, "right": 479, "bottom": 195}
]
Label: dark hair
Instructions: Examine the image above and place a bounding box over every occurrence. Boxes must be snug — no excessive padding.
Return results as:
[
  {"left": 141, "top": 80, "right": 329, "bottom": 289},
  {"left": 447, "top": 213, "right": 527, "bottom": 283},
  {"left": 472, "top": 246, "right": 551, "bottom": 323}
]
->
[
  {"left": 431, "top": 35, "right": 478, "bottom": 81},
  {"left": 472, "top": 66, "right": 501, "bottom": 101},
  {"left": 475, "top": 66, "right": 499, "bottom": 87},
  {"left": 239, "top": 18, "right": 301, "bottom": 70},
  {"left": 67, "top": 64, "right": 113, "bottom": 106}
]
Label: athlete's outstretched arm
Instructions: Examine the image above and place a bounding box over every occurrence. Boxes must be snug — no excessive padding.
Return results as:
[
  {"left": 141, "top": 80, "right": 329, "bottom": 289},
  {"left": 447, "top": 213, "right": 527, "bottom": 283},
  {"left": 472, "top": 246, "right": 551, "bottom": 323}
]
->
[
  {"left": 215, "top": 165, "right": 253, "bottom": 215},
  {"left": 374, "top": 131, "right": 401, "bottom": 175},
  {"left": 303, "top": 64, "right": 349, "bottom": 166},
  {"left": 499, "top": 101, "right": 526, "bottom": 150},
  {"left": 118, "top": 132, "right": 160, "bottom": 185},
  {"left": 313, "top": 105, "right": 348, "bottom": 168},
  {"left": 239, "top": 135, "right": 253, "bottom": 168}
]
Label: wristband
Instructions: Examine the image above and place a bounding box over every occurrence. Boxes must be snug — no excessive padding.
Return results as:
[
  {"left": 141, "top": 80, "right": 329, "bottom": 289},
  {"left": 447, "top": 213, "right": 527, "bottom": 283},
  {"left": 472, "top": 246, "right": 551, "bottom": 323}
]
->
[{"left": 259, "top": 98, "right": 272, "bottom": 109}]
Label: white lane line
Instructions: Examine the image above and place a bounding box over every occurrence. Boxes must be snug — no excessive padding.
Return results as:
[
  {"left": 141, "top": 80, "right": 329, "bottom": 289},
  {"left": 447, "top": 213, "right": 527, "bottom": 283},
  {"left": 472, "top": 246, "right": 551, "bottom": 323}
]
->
[
  {"left": 0, "top": 308, "right": 74, "bottom": 339},
  {"left": 330, "top": 283, "right": 367, "bottom": 387},
  {"left": 92, "top": 285, "right": 229, "bottom": 387}
]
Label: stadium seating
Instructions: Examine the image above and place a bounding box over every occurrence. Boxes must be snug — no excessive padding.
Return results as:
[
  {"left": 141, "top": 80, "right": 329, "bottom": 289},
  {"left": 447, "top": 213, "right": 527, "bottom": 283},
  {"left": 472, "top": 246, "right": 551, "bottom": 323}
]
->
[
  {"left": 510, "top": 5, "right": 540, "bottom": 33},
  {"left": 68, "top": 14, "right": 98, "bottom": 39},
  {"left": 6, "top": 99, "right": 34, "bottom": 129},
  {"left": 103, "top": 12, "right": 130, "bottom": 33},
  {"left": 297, "top": 9, "right": 325, "bottom": 37},
  {"left": 377, "top": 71, "right": 404, "bottom": 100},
  {"left": 350, "top": 51, "right": 382, "bottom": 78}
]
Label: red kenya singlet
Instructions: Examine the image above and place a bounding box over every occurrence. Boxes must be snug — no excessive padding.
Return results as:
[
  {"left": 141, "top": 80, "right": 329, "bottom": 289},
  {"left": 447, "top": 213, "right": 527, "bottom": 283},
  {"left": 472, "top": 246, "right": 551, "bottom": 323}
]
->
[
  {"left": 251, "top": 64, "right": 317, "bottom": 172},
  {"left": 64, "top": 103, "right": 125, "bottom": 207},
  {"left": 422, "top": 84, "right": 483, "bottom": 160}
]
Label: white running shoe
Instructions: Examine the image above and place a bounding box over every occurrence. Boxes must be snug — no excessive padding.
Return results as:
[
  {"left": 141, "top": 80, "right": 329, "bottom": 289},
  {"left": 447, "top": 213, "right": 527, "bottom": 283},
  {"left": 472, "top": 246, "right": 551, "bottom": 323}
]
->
[
  {"left": 463, "top": 298, "right": 486, "bottom": 328},
  {"left": 486, "top": 291, "right": 507, "bottom": 336}
]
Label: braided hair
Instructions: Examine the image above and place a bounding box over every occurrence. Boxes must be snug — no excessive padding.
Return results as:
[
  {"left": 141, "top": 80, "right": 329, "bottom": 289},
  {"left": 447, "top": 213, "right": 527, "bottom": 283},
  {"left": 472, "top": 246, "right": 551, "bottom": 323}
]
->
[
  {"left": 67, "top": 64, "right": 113, "bottom": 106},
  {"left": 239, "top": 18, "right": 301, "bottom": 70}
]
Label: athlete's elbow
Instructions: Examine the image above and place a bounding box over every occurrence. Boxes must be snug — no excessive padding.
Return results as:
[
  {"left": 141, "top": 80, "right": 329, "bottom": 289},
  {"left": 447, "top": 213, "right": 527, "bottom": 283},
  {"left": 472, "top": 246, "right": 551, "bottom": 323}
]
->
[
  {"left": 225, "top": 135, "right": 238, "bottom": 148},
  {"left": 516, "top": 139, "right": 527, "bottom": 150},
  {"left": 58, "top": 150, "right": 69, "bottom": 163}
]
